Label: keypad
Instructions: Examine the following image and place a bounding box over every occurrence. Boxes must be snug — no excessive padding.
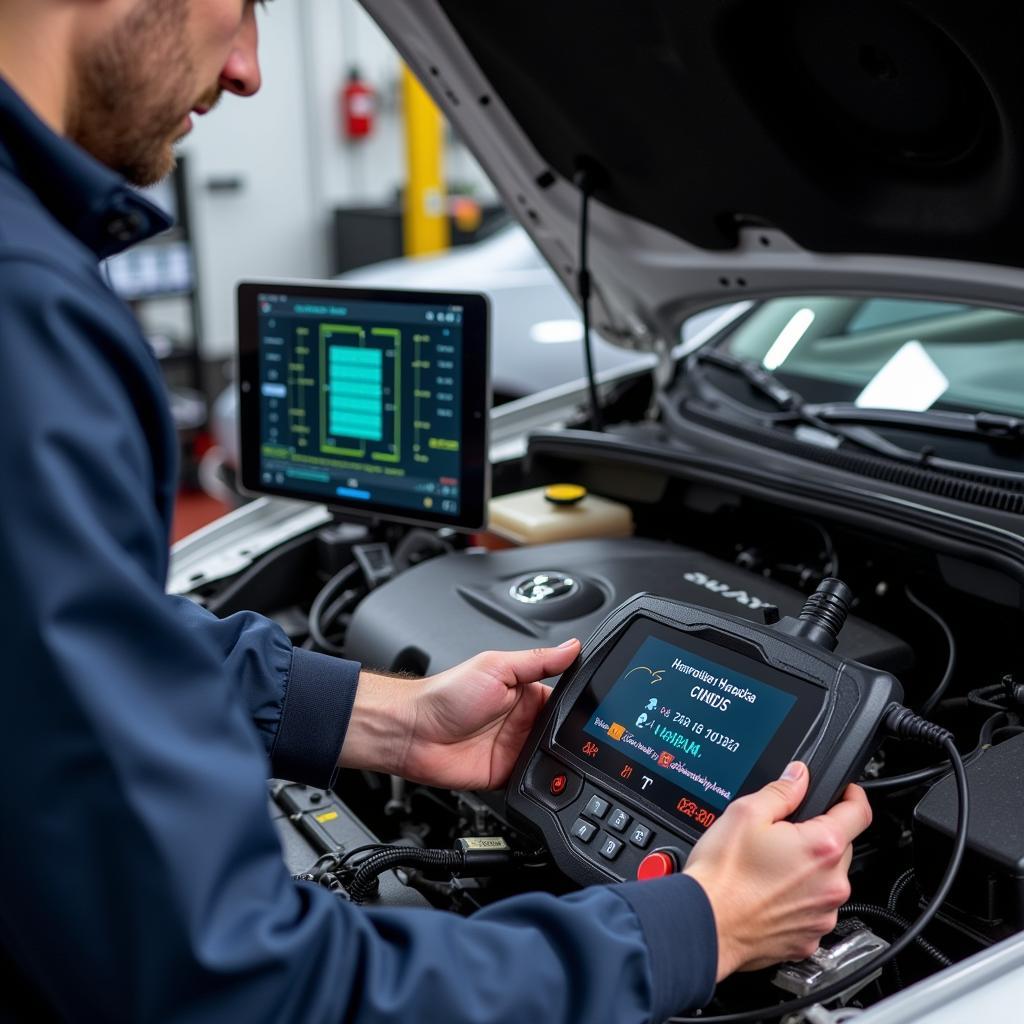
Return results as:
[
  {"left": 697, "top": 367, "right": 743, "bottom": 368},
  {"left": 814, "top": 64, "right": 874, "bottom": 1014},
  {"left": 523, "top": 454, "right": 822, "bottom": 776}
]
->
[
  {"left": 565, "top": 787, "right": 658, "bottom": 868},
  {"left": 571, "top": 818, "right": 596, "bottom": 843},
  {"left": 607, "top": 808, "right": 631, "bottom": 832},
  {"left": 628, "top": 824, "right": 653, "bottom": 849}
]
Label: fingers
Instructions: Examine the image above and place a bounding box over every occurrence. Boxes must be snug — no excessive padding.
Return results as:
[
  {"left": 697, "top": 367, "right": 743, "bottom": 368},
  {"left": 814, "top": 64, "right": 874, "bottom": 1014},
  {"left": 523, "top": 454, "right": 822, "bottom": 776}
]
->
[
  {"left": 483, "top": 640, "right": 581, "bottom": 687},
  {"left": 739, "top": 761, "right": 810, "bottom": 824},
  {"left": 818, "top": 783, "right": 873, "bottom": 844},
  {"left": 840, "top": 843, "right": 853, "bottom": 875}
]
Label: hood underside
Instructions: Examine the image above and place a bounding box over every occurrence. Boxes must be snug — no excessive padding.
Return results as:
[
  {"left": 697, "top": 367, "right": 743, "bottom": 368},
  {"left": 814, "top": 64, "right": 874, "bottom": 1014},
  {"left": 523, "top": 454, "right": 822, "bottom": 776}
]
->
[{"left": 360, "top": 0, "right": 1024, "bottom": 351}]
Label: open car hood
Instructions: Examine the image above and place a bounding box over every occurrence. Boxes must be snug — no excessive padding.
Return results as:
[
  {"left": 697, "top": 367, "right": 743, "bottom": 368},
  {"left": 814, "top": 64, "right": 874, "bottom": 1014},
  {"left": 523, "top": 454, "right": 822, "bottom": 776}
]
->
[{"left": 360, "top": 0, "right": 1024, "bottom": 355}]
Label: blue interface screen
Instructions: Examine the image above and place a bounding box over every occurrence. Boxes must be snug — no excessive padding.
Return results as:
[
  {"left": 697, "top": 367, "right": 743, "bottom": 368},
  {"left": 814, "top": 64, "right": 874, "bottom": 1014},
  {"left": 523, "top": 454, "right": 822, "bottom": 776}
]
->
[
  {"left": 584, "top": 635, "right": 797, "bottom": 810},
  {"left": 257, "top": 293, "right": 465, "bottom": 518}
]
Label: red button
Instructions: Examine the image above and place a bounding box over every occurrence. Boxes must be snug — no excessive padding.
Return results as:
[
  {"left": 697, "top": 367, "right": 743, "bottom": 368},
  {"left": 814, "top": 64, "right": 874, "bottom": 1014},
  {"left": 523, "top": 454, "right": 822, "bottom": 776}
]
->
[
  {"left": 636, "top": 851, "right": 677, "bottom": 881},
  {"left": 549, "top": 773, "right": 568, "bottom": 796}
]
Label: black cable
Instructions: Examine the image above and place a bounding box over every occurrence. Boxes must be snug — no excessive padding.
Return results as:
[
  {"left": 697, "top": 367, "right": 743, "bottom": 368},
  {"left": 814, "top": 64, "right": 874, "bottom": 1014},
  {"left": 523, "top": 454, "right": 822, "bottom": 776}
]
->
[
  {"left": 838, "top": 904, "right": 951, "bottom": 967},
  {"left": 803, "top": 517, "right": 839, "bottom": 578},
  {"left": 293, "top": 850, "right": 341, "bottom": 883},
  {"left": 968, "top": 684, "right": 1008, "bottom": 713},
  {"left": 904, "top": 587, "right": 955, "bottom": 715},
  {"left": 574, "top": 167, "right": 603, "bottom": 432},
  {"left": 887, "top": 869, "right": 916, "bottom": 914},
  {"left": 992, "top": 725, "right": 1024, "bottom": 742},
  {"left": 979, "top": 712, "right": 1002, "bottom": 743},
  {"left": 308, "top": 563, "right": 361, "bottom": 655},
  {"left": 393, "top": 528, "right": 453, "bottom": 571},
  {"left": 884, "top": 868, "right": 919, "bottom": 992},
  {"left": 323, "top": 588, "right": 359, "bottom": 621},
  {"left": 862, "top": 708, "right": 1004, "bottom": 792},
  {"left": 669, "top": 716, "right": 969, "bottom": 1024},
  {"left": 347, "top": 844, "right": 545, "bottom": 904},
  {"left": 337, "top": 843, "right": 391, "bottom": 870},
  {"left": 861, "top": 748, "right": 981, "bottom": 791},
  {"left": 348, "top": 847, "right": 465, "bottom": 903},
  {"left": 319, "top": 589, "right": 360, "bottom": 644}
]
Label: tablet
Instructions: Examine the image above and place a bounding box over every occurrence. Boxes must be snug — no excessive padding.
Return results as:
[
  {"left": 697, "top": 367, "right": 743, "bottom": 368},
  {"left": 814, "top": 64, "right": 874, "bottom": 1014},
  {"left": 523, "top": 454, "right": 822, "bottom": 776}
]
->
[{"left": 237, "top": 282, "right": 490, "bottom": 530}]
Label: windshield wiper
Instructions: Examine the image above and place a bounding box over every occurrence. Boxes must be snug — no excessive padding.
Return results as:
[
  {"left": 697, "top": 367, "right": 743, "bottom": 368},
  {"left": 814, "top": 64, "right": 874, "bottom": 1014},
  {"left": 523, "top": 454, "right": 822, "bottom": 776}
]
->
[
  {"left": 802, "top": 404, "right": 1024, "bottom": 443},
  {"left": 688, "top": 349, "right": 910, "bottom": 457},
  {"left": 692, "top": 349, "right": 804, "bottom": 410},
  {"left": 694, "top": 349, "right": 1024, "bottom": 443},
  {"left": 685, "top": 349, "right": 1024, "bottom": 484}
]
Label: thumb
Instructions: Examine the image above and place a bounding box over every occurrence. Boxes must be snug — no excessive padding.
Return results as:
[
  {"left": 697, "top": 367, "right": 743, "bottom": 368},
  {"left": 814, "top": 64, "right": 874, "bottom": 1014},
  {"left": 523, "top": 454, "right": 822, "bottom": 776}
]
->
[
  {"left": 744, "top": 761, "right": 809, "bottom": 823},
  {"left": 495, "top": 639, "right": 581, "bottom": 686}
]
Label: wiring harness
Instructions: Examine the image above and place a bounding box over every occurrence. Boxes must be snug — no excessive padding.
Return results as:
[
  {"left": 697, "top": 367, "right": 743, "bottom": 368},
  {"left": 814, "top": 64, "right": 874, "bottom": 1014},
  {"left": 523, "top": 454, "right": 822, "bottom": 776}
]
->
[{"left": 669, "top": 704, "right": 970, "bottom": 1024}]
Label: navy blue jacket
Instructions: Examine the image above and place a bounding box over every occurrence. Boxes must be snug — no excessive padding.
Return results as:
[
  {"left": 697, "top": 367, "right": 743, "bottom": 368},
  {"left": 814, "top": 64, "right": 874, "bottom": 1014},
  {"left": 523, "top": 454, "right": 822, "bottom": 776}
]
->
[{"left": 0, "top": 76, "right": 717, "bottom": 1022}]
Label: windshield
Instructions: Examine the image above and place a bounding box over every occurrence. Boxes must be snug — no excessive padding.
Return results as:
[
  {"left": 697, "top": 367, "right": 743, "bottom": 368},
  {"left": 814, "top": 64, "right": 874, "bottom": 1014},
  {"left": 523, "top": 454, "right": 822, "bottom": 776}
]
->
[{"left": 720, "top": 296, "right": 1024, "bottom": 417}]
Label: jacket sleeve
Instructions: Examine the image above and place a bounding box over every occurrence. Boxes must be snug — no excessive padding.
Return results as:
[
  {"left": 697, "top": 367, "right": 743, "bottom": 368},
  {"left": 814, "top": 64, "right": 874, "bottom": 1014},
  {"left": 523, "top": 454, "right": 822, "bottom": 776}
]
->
[
  {"left": 166, "top": 596, "right": 361, "bottom": 788},
  {"left": 0, "top": 257, "right": 717, "bottom": 1024}
]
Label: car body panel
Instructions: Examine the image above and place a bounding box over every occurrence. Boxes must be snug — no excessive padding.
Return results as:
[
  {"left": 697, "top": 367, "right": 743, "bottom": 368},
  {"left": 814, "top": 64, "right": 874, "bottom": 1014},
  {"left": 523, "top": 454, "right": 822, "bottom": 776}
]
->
[{"left": 855, "top": 930, "right": 1024, "bottom": 1024}]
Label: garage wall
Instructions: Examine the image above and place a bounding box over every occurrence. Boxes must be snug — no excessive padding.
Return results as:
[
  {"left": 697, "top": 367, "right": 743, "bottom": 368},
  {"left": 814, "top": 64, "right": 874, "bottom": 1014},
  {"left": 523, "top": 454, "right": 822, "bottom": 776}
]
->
[{"left": 178, "top": 0, "right": 496, "bottom": 363}]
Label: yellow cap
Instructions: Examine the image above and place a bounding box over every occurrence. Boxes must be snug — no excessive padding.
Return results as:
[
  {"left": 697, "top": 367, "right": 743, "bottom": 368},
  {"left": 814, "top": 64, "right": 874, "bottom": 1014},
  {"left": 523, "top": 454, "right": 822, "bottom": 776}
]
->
[{"left": 544, "top": 484, "right": 587, "bottom": 506}]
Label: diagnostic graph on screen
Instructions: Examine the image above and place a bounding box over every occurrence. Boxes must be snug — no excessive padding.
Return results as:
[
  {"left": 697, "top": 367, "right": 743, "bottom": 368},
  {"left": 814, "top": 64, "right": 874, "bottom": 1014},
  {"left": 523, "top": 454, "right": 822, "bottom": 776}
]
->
[{"left": 257, "top": 294, "right": 466, "bottom": 519}]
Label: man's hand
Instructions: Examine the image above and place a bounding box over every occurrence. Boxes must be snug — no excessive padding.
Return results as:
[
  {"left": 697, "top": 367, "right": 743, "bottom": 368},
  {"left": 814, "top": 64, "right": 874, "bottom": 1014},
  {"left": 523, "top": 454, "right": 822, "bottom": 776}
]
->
[
  {"left": 683, "top": 762, "right": 872, "bottom": 981},
  {"left": 338, "top": 640, "right": 581, "bottom": 790}
]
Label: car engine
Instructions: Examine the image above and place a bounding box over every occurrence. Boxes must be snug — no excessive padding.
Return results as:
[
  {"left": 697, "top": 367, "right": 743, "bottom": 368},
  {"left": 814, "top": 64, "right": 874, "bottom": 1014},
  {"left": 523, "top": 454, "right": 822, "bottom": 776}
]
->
[{"left": 193, "top": 431, "right": 1024, "bottom": 1018}]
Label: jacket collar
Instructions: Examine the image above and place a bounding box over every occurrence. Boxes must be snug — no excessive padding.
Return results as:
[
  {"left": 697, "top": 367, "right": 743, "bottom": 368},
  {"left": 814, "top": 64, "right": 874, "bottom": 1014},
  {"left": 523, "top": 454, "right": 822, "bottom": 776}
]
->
[{"left": 0, "top": 75, "right": 172, "bottom": 259}]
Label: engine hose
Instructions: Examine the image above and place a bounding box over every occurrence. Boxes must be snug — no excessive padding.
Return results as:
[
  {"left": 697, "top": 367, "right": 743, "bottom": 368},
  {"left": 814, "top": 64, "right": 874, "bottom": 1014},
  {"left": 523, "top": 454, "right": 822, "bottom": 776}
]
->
[{"left": 308, "top": 563, "right": 361, "bottom": 655}]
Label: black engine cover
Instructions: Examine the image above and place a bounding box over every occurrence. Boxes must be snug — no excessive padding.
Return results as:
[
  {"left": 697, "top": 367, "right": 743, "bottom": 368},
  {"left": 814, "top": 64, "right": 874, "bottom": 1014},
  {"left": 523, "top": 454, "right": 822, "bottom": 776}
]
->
[{"left": 345, "top": 538, "right": 911, "bottom": 677}]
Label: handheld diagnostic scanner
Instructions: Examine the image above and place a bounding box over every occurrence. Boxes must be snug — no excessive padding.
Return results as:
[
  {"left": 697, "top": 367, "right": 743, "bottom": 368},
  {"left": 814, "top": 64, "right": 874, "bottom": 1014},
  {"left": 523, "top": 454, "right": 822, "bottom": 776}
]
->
[{"left": 506, "top": 578, "right": 902, "bottom": 886}]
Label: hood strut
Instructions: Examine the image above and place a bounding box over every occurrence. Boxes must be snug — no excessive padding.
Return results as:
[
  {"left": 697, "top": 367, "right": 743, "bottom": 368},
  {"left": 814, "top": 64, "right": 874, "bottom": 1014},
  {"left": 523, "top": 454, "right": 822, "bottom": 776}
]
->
[{"left": 574, "top": 162, "right": 603, "bottom": 432}]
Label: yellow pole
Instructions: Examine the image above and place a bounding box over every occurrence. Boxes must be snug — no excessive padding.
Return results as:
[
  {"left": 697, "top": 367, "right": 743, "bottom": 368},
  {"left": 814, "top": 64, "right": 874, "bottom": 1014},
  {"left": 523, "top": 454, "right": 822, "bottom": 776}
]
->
[{"left": 401, "top": 65, "right": 451, "bottom": 257}]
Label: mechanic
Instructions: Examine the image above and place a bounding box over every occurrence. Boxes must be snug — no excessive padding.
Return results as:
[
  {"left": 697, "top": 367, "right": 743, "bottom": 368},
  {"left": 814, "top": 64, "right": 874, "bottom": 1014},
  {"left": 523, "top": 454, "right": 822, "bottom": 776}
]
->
[{"left": 0, "top": 2, "right": 872, "bottom": 1021}]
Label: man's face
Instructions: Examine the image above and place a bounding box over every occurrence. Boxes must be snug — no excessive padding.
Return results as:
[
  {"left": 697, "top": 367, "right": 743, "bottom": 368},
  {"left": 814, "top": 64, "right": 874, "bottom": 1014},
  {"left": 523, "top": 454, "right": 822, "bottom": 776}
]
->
[{"left": 68, "top": 0, "right": 262, "bottom": 186}]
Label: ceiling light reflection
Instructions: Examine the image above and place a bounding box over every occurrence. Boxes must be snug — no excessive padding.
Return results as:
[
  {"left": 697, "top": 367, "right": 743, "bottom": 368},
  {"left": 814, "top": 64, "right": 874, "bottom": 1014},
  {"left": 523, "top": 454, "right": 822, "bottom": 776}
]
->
[{"left": 762, "top": 307, "right": 816, "bottom": 370}]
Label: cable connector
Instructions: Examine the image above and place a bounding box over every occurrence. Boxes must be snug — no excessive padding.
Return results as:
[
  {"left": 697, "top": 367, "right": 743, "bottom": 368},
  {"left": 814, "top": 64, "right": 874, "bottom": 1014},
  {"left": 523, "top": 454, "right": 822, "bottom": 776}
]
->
[
  {"left": 884, "top": 704, "right": 954, "bottom": 748},
  {"left": 1001, "top": 673, "right": 1024, "bottom": 708},
  {"left": 353, "top": 543, "right": 394, "bottom": 590},
  {"left": 455, "top": 836, "right": 516, "bottom": 872},
  {"left": 773, "top": 577, "right": 852, "bottom": 652},
  {"left": 346, "top": 839, "right": 545, "bottom": 903}
]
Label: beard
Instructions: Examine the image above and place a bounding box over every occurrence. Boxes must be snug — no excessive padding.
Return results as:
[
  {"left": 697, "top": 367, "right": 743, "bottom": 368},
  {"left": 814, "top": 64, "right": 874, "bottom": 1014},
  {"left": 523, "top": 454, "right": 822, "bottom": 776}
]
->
[{"left": 67, "top": 0, "right": 218, "bottom": 186}]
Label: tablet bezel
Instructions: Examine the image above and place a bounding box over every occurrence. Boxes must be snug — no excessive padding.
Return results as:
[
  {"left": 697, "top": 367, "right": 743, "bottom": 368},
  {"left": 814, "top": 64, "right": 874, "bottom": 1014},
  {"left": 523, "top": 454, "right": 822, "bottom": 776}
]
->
[{"left": 237, "top": 280, "right": 490, "bottom": 531}]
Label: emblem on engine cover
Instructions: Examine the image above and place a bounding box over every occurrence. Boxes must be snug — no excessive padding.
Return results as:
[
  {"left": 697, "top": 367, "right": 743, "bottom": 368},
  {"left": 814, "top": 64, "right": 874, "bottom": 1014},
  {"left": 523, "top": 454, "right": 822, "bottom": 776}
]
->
[{"left": 509, "top": 573, "right": 578, "bottom": 604}]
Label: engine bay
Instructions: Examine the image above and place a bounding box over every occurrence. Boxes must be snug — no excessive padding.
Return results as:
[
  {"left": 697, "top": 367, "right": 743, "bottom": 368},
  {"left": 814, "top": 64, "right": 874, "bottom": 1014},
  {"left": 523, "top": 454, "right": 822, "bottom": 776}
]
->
[{"left": 192, "top": 429, "right": 1024, "bottom": 1020}]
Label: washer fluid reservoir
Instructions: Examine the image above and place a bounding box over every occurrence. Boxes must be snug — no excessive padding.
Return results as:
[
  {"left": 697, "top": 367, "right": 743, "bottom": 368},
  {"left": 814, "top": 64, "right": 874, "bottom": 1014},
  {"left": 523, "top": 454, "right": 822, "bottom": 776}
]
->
[{"left": 487, "top": 485, "right": 634, "bottom": 545}]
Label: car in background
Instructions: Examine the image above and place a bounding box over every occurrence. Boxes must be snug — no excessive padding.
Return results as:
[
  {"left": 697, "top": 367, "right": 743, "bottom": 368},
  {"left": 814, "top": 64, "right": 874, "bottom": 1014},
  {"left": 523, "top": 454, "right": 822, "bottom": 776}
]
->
[{"left": 339, "top": 222, "right": 648, "bottom": 403}]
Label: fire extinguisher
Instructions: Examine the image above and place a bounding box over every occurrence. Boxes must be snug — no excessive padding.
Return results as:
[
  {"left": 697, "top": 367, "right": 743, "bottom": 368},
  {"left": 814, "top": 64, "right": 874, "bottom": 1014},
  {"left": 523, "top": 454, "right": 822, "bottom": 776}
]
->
[{"left": 341, "top": 67, "right": 375, "bottom": 141}]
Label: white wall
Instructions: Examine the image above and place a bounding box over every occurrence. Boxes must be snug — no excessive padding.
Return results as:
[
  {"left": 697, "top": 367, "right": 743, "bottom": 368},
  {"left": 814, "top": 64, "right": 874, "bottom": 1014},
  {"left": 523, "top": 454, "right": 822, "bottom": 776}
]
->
[
  {"left": 178, "top": 0, "right": 496, "bottom": 362},
  {"left": 306, "top": 0, "right": 497, "bottom": 207},
  {"left": 180, "top": 2, "right": 320, "bottom": 361}
]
